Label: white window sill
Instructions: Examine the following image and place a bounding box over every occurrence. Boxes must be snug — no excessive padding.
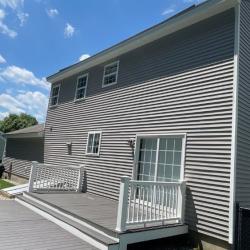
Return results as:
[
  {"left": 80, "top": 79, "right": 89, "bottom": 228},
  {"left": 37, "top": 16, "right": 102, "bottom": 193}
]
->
[{"left": 74, "top": 97, "right": 86, "bottom": 103}]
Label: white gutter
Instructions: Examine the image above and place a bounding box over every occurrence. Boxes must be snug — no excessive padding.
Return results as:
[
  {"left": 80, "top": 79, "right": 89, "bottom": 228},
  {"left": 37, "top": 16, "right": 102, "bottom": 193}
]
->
[{"left": 47, "top": 0, "right": 237, "bottom": 84}]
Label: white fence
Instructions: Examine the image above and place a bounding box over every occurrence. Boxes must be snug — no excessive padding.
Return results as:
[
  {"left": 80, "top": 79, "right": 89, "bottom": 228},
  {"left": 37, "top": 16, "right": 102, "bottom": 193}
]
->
[
  {"left": 28, "top": 161, "right": 84, "bottom": 193},
  {"left": 116, "top": 177, "right": 186, "bottom": 232}
]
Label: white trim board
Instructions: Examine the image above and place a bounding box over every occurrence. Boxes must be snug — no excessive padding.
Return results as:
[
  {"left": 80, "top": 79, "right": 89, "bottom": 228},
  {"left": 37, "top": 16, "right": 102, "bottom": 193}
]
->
[{"left": 229, "top": 3, "right": 240, "bottom": 245}]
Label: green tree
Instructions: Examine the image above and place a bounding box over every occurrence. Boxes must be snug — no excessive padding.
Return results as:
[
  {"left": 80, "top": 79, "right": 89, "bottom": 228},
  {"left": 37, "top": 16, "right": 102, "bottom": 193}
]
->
[{"left": 0, "top": 113, "right": 38, "bottom": 133}]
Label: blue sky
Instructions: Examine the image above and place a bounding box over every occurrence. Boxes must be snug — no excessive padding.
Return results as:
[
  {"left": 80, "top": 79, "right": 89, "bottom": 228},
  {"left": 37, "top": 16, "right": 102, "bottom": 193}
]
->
[{"left": 0, "top": 0, "right": 204, "bottom": 122}]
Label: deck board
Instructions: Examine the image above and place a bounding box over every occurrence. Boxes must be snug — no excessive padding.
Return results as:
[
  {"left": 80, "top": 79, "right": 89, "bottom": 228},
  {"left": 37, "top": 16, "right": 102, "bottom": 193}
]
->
[
  {"left": 0, "top": 200, "right": 98, "bottom": 250},
  {"left": 32, "top": 192, "right": 118, "bottom": 232}
]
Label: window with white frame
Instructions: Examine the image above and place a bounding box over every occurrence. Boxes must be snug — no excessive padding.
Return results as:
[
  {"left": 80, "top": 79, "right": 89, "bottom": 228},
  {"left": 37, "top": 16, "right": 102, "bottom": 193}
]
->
[
  {"left": 135, "top": 135, "right": 184, "bottom": 182},
  {"left": 75, "top": 74, "right": 88, "bottom": 100},
  {"left": 102, "top": 61, "right": 119, "bottom": 87},
  {"left": 86, "top": 131, "right": 102, "bottom": 155},
  {"left": 50, "top": 85, "right": 60, "bottom": 106}
]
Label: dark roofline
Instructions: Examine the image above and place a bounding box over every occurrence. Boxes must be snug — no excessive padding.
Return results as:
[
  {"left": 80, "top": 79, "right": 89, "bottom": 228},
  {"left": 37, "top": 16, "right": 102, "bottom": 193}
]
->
[
  {"left": 47, "top": 0, "right": 237, "bottom": 83},
  {"left": 5, "top": 124, "right": 45, "bottom": 139}
]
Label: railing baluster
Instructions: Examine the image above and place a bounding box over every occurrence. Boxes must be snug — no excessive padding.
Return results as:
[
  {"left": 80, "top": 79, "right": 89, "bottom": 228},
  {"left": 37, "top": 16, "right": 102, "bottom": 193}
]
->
[
  {"left": 132, "top": 184, "right": 136, "bottom": 223},
  {"left": 28, "top": 163, "right": 84, "bottom": 193},
  {"left": 142, "top": 186, "right": 145, "bottom": 222},
  {"left": 162, "top": 186, "right": 164, "bottom": 219},
  {"left": 116, "top": 179, "right": 186, "bottom": 232},
  {"left": 136, "top": 185, "right": 140, "bottom": 222},
  {"left": 150, "top": 184, "right": 153, "bottom": 221},
  {"left": 128, "top": 184, "right": 133, "bottom": 222}
]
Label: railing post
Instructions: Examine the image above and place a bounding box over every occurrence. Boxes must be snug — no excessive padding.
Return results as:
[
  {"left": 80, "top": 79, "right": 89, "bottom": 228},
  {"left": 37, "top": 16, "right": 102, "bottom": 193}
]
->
[
  {"left": 116, "top": 176, "right": 130, "bottom": 232},
  {"left": 77, "top": 165, "right": 85, "bottom": 192},
  {"left": 28, "top": 161, "right": 38, "bottom": 192},
  {"left": 177, "top": 181, "right": 186, "bottom": 224}
]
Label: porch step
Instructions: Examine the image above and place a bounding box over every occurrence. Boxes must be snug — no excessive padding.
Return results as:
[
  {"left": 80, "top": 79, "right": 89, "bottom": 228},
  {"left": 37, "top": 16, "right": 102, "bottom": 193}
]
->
[{"left": 16, "top": 194, "right": 119, "bottom": 250}]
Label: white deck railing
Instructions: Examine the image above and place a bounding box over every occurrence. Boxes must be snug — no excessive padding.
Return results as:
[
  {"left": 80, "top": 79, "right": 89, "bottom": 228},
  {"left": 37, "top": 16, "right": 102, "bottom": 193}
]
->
[
  {"left": 116, "top": 177, "right": 186, "bottom": 232},
  {"left": 28, "top": 161, "right": 84, "bottom": 193}
]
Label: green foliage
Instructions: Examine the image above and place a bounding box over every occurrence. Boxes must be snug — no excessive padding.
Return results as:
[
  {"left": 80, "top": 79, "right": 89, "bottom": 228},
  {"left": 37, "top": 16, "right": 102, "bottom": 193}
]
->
[
  {"left": 0, "top": 113, "right": 38, "bottom": 133},
  {"left": 0, "top": 179, "right": 15, "bottom": 189}
]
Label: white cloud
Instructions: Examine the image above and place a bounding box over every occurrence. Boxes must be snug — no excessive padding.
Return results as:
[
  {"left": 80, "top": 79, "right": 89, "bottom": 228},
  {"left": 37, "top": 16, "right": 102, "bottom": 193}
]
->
[
  {"left": 17, "top": 11, "right": 29, "bottom": 26},
  {"left": 161, "top": 5, "right": 176, "bottom": 16},
  {"left": 46, "top": 8, "right": 59, "bottom": 18},
  {"left": 0, "top": 9, "right": 17, "bottom": 38},
  {"left": 16, "top": 91, "right": 48, "bottom": 121},
  {"left": 0, "top": 65, "right": 50, "bottom": 90},
  {"left": 183, "top": 0, "right": 206, "bottom": 3},
  {"left": 0, "top": 93, "right": 25, "bottom": 114},
  {"left": 0, "top": 0, "right": 24, "bottom": 10},
  {"left": 79, "top": 54, "right": 90, "bottom": 62},
  {"left": 0, "top": 91, "right": 48, "bottom": 122},
  {"left": 64, "top": 23, "right": 75, "bottom": 38},
  {"left": 0, "top": 8, "right": 4, "bottom": 18},
  {"left": 0, "top": 54, "right": 6, "bottom": 63},
  {"left": 0, "top": 0, "right": 28, "bottom": 28},
  {"left": 0, "top": 111, "right": 9, "bottom": 120}
]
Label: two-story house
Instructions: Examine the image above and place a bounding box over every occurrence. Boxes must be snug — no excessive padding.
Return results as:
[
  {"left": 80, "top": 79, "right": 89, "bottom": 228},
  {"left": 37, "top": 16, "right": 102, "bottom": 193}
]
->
[{"left": 15, "top": 0, "right": 250, "bottom": 249}]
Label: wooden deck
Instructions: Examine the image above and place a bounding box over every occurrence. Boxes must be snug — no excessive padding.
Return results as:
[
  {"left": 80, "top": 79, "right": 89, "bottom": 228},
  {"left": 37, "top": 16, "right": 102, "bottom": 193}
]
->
[
  {"left": 30, "top": 192, "right": 119, "bottom": 233},
  {"left": 0, "top": 200, "right": 98, "bottom": 250}
]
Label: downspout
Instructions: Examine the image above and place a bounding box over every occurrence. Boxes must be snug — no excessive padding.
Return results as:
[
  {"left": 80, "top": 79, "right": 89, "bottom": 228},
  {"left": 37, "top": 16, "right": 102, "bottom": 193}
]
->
[{"left": 229, "top": 1, "right": 240, "bottom": 245}]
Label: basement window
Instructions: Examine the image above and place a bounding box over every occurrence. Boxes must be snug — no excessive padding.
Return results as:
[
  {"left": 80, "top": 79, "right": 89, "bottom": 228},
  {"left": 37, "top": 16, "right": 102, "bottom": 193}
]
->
[
  {"left": 50, "top": 84, "right": 60, "bottom": 106},
  {"left": 86, "top": 131, "right": 102, "bottom": 156},
  {"left": 102, "top": 61, "right": 119, "bottom": 87},
  {"left": 75, "top": 74, "right": 88, "bottom": 100}
]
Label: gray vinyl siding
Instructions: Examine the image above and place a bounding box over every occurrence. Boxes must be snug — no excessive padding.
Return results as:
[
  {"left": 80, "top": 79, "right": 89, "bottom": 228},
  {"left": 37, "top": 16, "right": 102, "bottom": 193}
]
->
[
  {"left": 0, "top": 135, "right": 5, "bottom": 162},
  {"left": 235, "top": 1, "right": 250, "bottom": 208},
  {"left": 3, "top": 138, "right": 44, "bottom": 179},
  {"left": 45, "top": 10, "right": 235, "bottom": 241}
]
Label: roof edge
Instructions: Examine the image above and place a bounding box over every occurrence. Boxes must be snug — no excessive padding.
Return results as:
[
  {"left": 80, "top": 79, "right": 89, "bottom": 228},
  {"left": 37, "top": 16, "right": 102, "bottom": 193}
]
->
[
  {"left": 47, "top": 0, "right": 238, "bottom": 84},
  {"left": 5, "top": 131, "right": 44, "bottom": 139}
]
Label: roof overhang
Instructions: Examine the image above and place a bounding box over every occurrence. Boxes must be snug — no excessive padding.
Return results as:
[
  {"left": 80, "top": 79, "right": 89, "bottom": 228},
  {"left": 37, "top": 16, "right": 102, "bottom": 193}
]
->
[
  {"left": 5, "top": 131, "right": 44, "bottom": 139},
  {"left": 47, "top": 0, "right": 239, "bottom": 84}
]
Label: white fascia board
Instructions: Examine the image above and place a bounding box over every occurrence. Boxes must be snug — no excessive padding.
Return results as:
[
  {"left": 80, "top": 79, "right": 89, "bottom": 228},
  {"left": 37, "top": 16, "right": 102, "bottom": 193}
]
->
[{"left": 47, "top": 0, "right": 237, "bottom": 84}]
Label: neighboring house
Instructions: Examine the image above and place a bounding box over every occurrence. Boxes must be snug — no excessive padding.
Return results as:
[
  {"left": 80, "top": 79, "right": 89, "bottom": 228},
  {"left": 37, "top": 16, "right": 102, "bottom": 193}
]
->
[
  {"left": 14, "top": 0, "right": 250, "bottom": 249},
  {"left": 2, "top": 124, "right": 44, "bottom": 183},
  {"left": 0, "top": 132, "right": 5, "bottom": 163}
]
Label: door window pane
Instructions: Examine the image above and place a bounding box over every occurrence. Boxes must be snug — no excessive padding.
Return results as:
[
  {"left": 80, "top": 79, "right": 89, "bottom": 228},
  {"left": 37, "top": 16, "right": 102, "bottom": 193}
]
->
[
  {"left": 137, "top": 136, "right": 183, "bottom": 182},
  {"left": 137, "top": 138, "right": 157, "bottom": 181},
  {"left": 174, "top": 151, "right": 182, "bottom": 165},
  {"left": 173, "top": 165, "right": 181, "bottom": 181}
]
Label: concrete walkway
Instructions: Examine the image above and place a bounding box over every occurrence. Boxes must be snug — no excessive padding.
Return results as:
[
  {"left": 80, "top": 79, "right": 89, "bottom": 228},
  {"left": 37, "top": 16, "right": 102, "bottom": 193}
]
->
[
  {"left": 0, "top": 200, "right": 97, "bottom": 250},
  {"left": 0, "top": 194, "right": 9, "bottom": 200}
]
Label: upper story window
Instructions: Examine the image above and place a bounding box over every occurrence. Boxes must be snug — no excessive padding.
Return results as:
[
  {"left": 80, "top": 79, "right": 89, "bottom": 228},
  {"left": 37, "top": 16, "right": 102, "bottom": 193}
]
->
[
  {"left": 75, "top": 74, "right": 88, "bottom": 100},
  {"left": 50, "top": 84, "right": 60, "bottom": 106},
  {"left": 86, "top": 131, "right": 102, "bottom": 156},
  {"left": 102, "top": 61, "right": 119, "bottom": 87}
]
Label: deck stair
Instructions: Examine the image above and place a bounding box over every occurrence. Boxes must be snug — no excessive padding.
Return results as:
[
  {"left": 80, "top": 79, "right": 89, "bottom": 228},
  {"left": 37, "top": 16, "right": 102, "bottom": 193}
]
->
[{"left": 16, "top": 192, "right": 119, "bottom": 250}]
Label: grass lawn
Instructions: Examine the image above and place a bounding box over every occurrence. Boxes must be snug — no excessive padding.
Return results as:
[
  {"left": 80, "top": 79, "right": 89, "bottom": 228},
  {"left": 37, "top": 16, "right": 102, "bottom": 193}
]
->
[{"left": 0, "top": 179, "right": 15, "bottom": 190}]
